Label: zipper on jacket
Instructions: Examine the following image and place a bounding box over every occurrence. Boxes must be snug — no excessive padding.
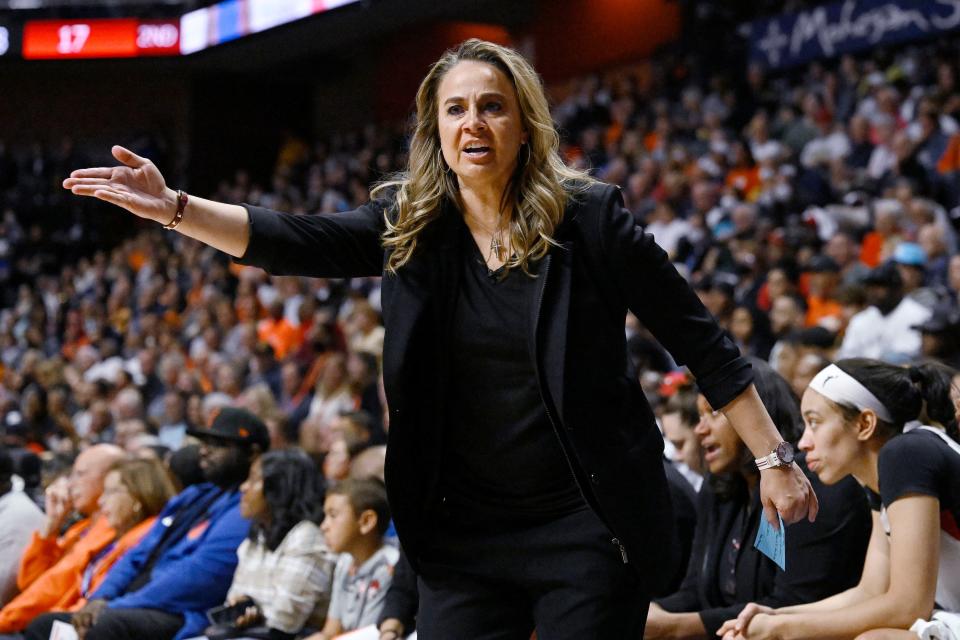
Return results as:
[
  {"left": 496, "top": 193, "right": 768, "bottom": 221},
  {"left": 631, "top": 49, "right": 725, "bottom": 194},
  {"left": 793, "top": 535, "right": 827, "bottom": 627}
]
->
[
  {"left": 611, "top": 537, "right": 629, "bottom": 564},
  {"left": 531, "top": 255, "right": 629, "bottom": 566}
]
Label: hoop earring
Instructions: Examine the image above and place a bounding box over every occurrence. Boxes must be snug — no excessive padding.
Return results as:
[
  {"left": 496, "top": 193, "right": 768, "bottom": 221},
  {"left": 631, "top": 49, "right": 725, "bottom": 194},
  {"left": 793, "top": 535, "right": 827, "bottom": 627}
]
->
[{"left": 519, "top": 143, "right": 531, "bottom": 166}]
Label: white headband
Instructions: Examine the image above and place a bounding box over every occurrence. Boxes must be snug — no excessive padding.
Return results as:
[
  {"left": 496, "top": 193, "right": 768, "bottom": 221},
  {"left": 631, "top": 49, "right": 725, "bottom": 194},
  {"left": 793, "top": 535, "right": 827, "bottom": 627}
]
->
[{"left": 808, "top": 364, "right": 894, "bottom": 423}]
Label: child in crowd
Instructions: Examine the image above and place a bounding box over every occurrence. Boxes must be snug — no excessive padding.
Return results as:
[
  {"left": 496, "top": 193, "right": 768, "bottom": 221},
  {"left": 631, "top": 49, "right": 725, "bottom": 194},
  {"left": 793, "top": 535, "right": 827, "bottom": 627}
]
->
[
  {"left": 307, "top": 478, "right": 398, "bottom": 640},
  {"left": 720, "top": 360, "right": 960, "bottom": 640}
]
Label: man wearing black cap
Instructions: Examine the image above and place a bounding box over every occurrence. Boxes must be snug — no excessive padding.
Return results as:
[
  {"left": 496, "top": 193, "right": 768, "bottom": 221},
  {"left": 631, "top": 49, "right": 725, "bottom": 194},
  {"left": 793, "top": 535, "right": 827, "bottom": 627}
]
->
[
  {"left": 24, "top": 408, "right": 269, "bottom": 640},
  {"left": 837, "top": 260, "right": 932, "bottom": 362},
  {"left": 914, "top": 303, "right": 960, "bottom": 369}
]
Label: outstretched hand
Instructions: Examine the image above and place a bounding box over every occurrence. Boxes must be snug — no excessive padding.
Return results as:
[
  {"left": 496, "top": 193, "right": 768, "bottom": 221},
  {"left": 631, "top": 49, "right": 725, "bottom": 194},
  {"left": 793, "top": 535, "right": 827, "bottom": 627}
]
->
[{"left": 63, "top": 145, "right": 175, "bottom": 224}]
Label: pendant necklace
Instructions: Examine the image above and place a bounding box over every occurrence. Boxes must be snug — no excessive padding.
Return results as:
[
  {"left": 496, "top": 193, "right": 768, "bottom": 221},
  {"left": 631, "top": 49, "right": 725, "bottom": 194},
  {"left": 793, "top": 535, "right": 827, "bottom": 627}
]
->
[
  {"left": 489, "top": 232, "right": 505, "bottom": 261},
  {"left": 468, "top": 213, "right": 507, "bottom": 264}
]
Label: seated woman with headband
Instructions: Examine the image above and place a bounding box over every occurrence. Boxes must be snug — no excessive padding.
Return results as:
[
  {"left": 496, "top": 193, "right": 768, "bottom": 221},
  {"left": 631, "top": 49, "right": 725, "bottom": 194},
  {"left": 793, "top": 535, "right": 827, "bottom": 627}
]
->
[
  {"left": 720, "top": 359, "right": 960, "bottom": 640},
  {"left": 648, "top": 359, "right": 870, "bottom": 640}
]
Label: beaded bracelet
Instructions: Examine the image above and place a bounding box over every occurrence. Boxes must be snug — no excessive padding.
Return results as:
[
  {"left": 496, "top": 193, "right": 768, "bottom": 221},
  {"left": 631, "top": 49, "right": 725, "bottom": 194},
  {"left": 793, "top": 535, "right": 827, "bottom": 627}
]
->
[{"left": 163, "top": 190, "right": 188, "bottom": 230}]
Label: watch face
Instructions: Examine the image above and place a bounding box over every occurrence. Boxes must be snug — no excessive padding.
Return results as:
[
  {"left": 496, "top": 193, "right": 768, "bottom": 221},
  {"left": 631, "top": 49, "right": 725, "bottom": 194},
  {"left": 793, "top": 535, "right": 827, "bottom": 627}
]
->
[{"left": 776, "top": 441, "right": 795, "bottom": 464}]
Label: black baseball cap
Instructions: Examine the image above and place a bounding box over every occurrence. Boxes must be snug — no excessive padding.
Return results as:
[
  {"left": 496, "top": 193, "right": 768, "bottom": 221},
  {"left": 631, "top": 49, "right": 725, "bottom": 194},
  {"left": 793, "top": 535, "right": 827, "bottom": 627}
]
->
[
  {"left": 794, "top": 326, "right": 837, "bottom": 348},
  {"left": 912, "top": 303, "right": 960, "bottom": 334},
  {"left": 804, "top": 255, "right": 840, "bottom": 273},
  {"left": 863, "top": 261, "right": 902, "bottom": 288},
  {"left": 187, "top": 407, "right": 270, "bottom": 452}
]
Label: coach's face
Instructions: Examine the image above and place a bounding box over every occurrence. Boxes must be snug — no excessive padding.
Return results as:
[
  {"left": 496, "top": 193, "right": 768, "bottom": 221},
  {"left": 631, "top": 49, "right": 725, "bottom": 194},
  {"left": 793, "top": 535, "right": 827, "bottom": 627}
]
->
[{"left": 437, "top": 60, "right": 528, "bottom": 195}]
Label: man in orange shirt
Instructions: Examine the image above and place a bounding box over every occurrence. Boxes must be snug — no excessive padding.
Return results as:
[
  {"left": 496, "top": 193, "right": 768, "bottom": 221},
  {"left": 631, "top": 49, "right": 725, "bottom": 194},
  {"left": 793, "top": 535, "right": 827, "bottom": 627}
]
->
[
  {"left": 257, "top": 301, "right": 301, "bottom": 360},
  {"left": 0, "top": 444, "right": 124, "bottom": 633},
  {"left": 803, "top": 255, "right": 843, "bottom": 331}
]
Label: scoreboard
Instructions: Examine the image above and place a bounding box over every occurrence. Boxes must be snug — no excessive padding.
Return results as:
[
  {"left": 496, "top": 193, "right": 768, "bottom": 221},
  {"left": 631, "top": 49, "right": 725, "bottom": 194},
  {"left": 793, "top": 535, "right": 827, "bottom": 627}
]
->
[
  {"left": 22, "top": 19, "right": 180, "bottom": 59},
  {"left": 3, "top": 0, "right": 359, "bottom": 60}
]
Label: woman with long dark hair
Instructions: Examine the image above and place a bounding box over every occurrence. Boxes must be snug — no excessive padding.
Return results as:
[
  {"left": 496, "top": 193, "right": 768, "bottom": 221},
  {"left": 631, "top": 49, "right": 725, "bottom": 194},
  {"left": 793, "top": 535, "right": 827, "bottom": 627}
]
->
[
  {"left": 212, "top": 448, "right": 333, "bottom": 639},
  {"left": 721, "top": 360, "right": 960, "bottom": 640}
]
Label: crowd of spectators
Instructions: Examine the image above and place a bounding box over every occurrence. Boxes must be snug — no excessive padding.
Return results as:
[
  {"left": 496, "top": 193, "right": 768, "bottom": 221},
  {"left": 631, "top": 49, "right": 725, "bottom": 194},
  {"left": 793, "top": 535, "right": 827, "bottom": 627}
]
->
[{"left": 1, "top": 18, "right": 960, "bottom": 640}]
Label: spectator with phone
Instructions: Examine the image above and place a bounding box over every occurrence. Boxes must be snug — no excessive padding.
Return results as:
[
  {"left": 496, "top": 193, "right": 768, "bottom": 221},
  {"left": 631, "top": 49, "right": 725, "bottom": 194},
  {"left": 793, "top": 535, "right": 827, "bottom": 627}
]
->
[
  {"left": 306, "top": 478, "right": 398, "bottom": 640},
  {"left": 202, "top": 448, "right": 334, "bottom": 640}
]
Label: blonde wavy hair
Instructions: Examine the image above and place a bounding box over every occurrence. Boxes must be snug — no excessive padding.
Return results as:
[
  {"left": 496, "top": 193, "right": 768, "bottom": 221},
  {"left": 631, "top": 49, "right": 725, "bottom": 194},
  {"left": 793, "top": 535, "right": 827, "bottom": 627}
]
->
[{"left": 375, "top": 38, "right": 594, "bottom": 274}]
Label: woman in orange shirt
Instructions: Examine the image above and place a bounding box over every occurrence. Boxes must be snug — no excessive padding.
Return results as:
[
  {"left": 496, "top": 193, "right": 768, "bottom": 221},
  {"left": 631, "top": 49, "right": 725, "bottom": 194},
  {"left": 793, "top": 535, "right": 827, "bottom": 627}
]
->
[
  {"left": 0, "top": 457, "right": 176, "bottom": 633},
  {"left": 725, "top": 141, "right": 761, "bottom": 201}
]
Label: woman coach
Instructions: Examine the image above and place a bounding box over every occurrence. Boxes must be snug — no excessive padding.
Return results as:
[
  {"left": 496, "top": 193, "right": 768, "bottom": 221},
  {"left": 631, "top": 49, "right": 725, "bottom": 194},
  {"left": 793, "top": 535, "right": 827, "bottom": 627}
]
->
[{"left": 63, "top": 39, "right": 816, "bottom": 638}]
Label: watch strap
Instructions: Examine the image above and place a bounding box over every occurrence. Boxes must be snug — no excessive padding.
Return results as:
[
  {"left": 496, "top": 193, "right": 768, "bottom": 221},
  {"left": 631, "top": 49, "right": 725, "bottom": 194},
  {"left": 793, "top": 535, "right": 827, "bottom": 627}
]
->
[{"left": 755, "top": 451, "right": 782, "bottom": 470}]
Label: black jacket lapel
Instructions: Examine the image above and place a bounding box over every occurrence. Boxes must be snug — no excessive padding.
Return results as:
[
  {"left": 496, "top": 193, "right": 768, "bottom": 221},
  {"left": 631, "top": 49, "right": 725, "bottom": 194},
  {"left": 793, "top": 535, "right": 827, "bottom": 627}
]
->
[
  {"left": 381, "top": 203, "right": 461, "bottom": 415},
  {"left": 531, "top": 239, "right": 573, "bottom": 425}
]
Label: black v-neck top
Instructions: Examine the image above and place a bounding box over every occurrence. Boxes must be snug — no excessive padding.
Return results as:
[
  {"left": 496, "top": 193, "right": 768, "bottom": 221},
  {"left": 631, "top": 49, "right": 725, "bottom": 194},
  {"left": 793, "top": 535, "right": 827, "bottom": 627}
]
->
[{"left": 440, "top": 222, "right": 584, "bottom": 529}]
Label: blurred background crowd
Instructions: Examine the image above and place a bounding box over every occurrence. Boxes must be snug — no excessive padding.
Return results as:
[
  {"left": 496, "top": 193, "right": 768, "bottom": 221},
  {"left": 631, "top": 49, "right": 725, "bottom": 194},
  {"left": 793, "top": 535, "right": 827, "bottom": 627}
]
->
[{"left": 3, "top": 8, "right": 960, "bottom": 471}]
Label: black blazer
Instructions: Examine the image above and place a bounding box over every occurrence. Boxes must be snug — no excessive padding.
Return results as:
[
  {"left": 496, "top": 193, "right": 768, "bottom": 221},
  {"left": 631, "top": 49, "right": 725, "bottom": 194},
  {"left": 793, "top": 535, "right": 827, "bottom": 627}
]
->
[
  {"left": 656, "top": 456, "right": 872, "bottom": 635},
  {"left": 238, "top": 182, "right": 753, "bottom": 595}
]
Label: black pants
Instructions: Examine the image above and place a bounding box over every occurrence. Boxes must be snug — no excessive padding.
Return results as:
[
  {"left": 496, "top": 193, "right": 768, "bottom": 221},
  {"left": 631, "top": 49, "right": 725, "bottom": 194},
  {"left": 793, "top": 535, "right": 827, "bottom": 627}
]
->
[
  {"left": 26, "top": 609, "right": 183, "bottom": 640},
  {"left": 416, "top": 506, "right": 649, "bottom": 640}
]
